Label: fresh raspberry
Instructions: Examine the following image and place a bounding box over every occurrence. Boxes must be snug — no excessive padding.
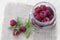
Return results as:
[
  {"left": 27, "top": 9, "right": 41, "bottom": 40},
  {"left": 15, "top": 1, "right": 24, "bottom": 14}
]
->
[
  {"left": 35, "top": 14, "right": 40, "bottom": 20},
  {"left": 31, "top": 19, "right": 35, "bottom": 25},
  {"left": 10, "top": 19, "right": 17, "bottom": 26},
  {"left": 39, "top": 11, "right": 47, "bottom": 18},
  {"left": 49, "top": 15, "right": 54, "bottom": 20},
  {"left": 47, "top": 7, "right": 54, "bottom": 15},
  {"left": 46, "top": 9, "right": 52, "bottom": 17},
  {"left": 34, "top": 12, "right": 38, "bottom": 17},
  {"left": 35, "top": 6, "right": 41, "bottom": 13},
  {"left": 20, "top": 26, "right": 26, "bottom": 32},
  {"left": 42, "top": 17, "right": 50, "bottom": 22},
  {"left": 40, "top": 5, "right": 47, "bottom": 11},
  {"left": 13, "top": 29, "right": 20, "bottom": 36}
]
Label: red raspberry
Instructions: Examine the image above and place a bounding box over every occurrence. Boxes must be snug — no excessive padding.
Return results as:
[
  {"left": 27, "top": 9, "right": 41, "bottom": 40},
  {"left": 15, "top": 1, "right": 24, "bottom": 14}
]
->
[
  {"left": 10, "top": 19, "right": 17, "bottom": 26},
  {"left": 35, "top": 14, "right": 40, "bottom": 20},
  {"left": 13, "top": 29, "right": 20, "bottom": 36},
  {"left": 35, "top": 6, "right": 41, "bottom": 13},
  {"left": 31, "top": 19, "right": 35, "bottom": 25},
  {"left": 42, "top": 17, "right": 50, "bottom": 22},
  {"left": 40, "top": 5, "right": 47, "bottom": 11},
  {"left": 49, "top": 15, "right": 54, "bottom": 20},
  {"left": 46, "top": 9, "right": 52, "bottom": 17},
  {"left": 34, "top": 12, "right": 38, "bottom": 17},
  {"left": 39, "top": 11, "right": 47, "bottom": 18},
  {"left": 20, "top": 26, "right": 26, "bottom": 32},
  {"left": 47, "top": 7, "right": 54, "bottom": 15}
]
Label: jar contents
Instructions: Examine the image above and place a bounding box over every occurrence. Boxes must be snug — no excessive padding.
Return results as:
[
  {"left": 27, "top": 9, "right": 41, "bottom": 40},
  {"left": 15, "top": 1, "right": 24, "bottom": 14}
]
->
[
  {"left": 31, "top": 2, "right": 56, "bottom": 28},
  {"left": 34, "top": 5, "right": 54, "bottom": 22}
]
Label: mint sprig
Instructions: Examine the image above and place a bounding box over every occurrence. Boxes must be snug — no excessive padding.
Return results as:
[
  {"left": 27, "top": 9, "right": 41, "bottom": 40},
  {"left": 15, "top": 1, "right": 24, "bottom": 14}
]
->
[
  {"left": 8, "top": 25, "right": 16, "bottom": 30},
  {"left": 17, "top": 17, "right": 21, "bottom": 27},
  {"left": 25, "top": 16, "right": 32, "bottom": 38},
  {"left": 8, "top": 16, "right": 32, "bottom": 38}
]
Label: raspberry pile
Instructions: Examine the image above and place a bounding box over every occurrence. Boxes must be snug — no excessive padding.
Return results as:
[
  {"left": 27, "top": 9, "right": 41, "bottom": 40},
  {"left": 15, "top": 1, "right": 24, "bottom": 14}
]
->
[{"left": 34, "top": 5, "right": 54, "bottom": 22}]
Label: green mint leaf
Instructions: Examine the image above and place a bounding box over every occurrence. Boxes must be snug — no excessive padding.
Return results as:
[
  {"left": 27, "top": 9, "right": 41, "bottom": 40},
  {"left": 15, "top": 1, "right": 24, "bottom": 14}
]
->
[
  {"left": 8, "top": 25, "right": 16, "bottom": 30},
  {"left": 25, "top": 16, "right": 32, "bottom": 38},
  {"left": 25, "top": 16, "right": 31, "bottom": 27},
  {"left": 25, "top": 28, "right": 31, "bottom": 38},
  {"left": 17, "top": 17, "right": 21, "bottom": 27},
  {"left": 25, "top": 26, "right": 32, "bottom": 38}
]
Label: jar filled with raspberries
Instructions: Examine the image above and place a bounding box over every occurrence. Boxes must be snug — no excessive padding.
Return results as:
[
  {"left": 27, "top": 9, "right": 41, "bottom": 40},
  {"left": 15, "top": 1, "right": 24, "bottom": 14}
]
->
[{"left": 31, "top": 2, "right": 56, "bottom": 29}]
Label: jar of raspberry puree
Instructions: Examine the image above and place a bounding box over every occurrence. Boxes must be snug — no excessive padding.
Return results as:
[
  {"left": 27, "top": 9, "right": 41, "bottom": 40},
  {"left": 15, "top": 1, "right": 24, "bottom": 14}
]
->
[{"left": 31, "top": 2, "right": 56, "bottom": 29}]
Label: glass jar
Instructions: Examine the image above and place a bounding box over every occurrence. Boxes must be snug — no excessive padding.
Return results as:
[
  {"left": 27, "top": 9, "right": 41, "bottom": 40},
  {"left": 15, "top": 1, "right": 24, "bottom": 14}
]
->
[{"left": 31, "top": 2, "right": 56, "bottom": 29}]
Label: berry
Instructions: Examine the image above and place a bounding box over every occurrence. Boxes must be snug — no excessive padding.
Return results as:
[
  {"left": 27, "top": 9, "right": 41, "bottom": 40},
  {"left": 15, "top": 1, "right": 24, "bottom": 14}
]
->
[
  {"left": 31, "top": 19, "right": 35, "bottom": 25},
  {"left": 39, "top": 11, "right": 47, "bottom": 18},
  {"left": 42, "top": 17, "right": 50, "bottom": 22},
  {"left": 40, "top": 5, "right": 46, "bottom": 11},
  {"left": 20, "top": 26, "right": 26, "bottom": 32},
  {"left": 46, "top": 9, "right": 52, "bottom": 17},
  {"left": 35, "top": 6, "right": 41, "bottom": 13},
  {"left": 35, "top": 14, "right": 40, "bottom": 20},
  {"left": 13, "top": 29, "right": 20, "bottom": 36},
  {"left": 49, "top": 15, "right": 53, "bottom": 20},
  {"left": 10, "top": 19, "right": 17, "bottom": 26},
  {"left": 45, "top": 17, "right": 50, "bottom": 21},
  {"left": 34, "top": 12, "right": 38, "bottom": 17},
  {"left": 47, "top": 7, "right": 54, "bottom": 15}
]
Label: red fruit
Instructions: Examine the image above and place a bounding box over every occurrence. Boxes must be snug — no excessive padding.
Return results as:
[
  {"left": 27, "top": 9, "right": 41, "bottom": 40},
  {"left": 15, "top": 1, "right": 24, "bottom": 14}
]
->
[
  {"left": 39, "top": 11, "right": 47, "bottom": 18},
  {"left": 47, "top": 7, "right": 54, "bottom": 15},
  {"left": 40, "top": 5, "right": 46, "bottom": 11},
  {"left": 31, "top": 19, "right": 35, "bottom": 25},
  {"left": 35, "top": 6, "right": 41, "bottom": 13},
  {"left": 46, "top": 9, "right": 52, "bottom": 17},
  {"left": 49, "top": 15, "right": 54, "bottom": 20},
  {"left": 13, "top": 29, "right": 20, "bottom": 36},
  {"left": 34, "top": 12, "right": 38, "bottom": 17},
  {"left": 42, "top": 17, "right": 50, "bottom": 22},
  {"left": 45, "top": 17, "right": 50, "bottom": 21},
  {"left": 35, "top": 14, "right": 40, "bottom": 20},
  {"left": 10, "top": 19, "right": 16, "bottom": 26},
  {"left": 20, "top": 26, "right": 26, "bottom": 32}
]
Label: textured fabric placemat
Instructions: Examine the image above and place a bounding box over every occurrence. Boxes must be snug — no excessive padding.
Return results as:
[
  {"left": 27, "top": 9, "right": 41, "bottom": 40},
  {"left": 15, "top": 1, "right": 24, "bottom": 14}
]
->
[{"left": 2, "top": 3, "right": 56, "bottom": 40}]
